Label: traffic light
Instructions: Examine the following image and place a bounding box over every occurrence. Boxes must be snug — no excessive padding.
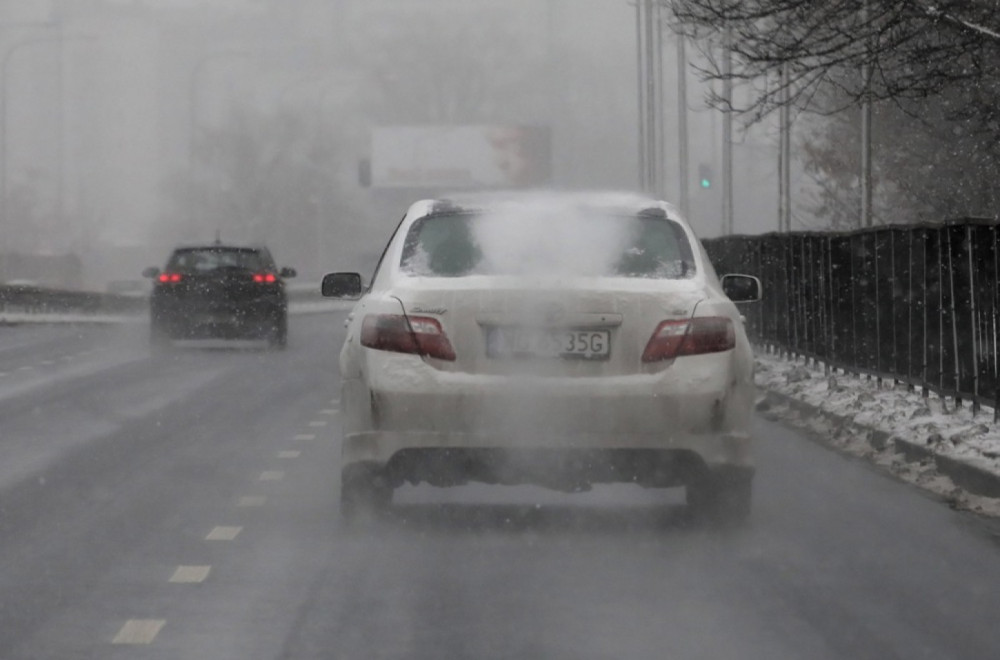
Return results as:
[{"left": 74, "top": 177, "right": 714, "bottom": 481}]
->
[{"left": 698, "top": 163, "right": 713, "bottom": 189}]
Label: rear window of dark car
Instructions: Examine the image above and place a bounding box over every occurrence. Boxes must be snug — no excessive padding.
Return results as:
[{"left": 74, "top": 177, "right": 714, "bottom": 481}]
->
[
  {"left": 167, "top": 248, "right": 272, "bottom": 273},
  {"left": 399, "top": 211, "right": 696, "bottom": 279}
]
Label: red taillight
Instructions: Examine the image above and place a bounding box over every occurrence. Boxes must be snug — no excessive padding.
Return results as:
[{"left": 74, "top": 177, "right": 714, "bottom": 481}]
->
[
  {"left": 360, "top": 314, "right": 456, "bottom": 361},
  {"left": 641, "top": 316, "right": 735, "bottom": 362},
  {"left": 158, "top": 273, "right": 183, "bottom": 283},
  {"left": 253, "top": 273, "right": 277, "bottom": 283}
]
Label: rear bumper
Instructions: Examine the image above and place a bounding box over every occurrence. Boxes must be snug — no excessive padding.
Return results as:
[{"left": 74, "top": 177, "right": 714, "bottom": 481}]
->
[
  {"left": 344, "top": 433, "right": 752, "bottom": 490},
  {"left": 340, "top": 354, "right": 755, "bottom": 483},
  {"left": 151, "top": 298, "right": 285, "bottom": 338}
]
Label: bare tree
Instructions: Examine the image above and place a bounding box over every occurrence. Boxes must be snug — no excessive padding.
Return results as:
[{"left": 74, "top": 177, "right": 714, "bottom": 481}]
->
[{"left": 670, "top": 0, "right": 1000, "bottom": 120}]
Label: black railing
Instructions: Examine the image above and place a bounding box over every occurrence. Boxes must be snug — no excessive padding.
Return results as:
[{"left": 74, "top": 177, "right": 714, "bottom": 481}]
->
[{"left": 703, "top": 220, "right": 1000, "bottom": 417}]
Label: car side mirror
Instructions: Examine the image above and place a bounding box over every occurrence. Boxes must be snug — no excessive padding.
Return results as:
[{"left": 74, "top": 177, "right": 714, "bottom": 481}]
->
[
  {"left": 321, "top": 272, "right": 363, "bottom": 299},
  {"left": 279, "top": 267, "right": 297, "bottom": 278},
  {"left": 721, "top": 274, "right": 761, "bottom": 303},
  {"left": 142, "top": 267, "right": 160, "bottom": 279}
]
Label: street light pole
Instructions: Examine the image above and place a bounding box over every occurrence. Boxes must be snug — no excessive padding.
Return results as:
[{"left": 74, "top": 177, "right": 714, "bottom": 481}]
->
[
  {"left": 676, "top": 33, "right": 690, "bottom": 217},
  {"left": 635, "top": 1, "right": 646, "bottom": 190},
  {"left": 721, "top": 27, "right": 734, "bottom": 235},
  {"left": 860, "top": 0, "right": 874, "bottom": 228}
]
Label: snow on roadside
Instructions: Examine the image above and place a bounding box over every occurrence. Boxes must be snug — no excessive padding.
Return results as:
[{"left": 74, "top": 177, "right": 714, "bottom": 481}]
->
[{"left": 755, "top": 349, "right": 1000, "bottom": 516}]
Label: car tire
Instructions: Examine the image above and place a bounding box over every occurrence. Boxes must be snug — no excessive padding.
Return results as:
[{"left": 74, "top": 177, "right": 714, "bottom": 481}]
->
[
  {"left": 268, "top": 313, "right": 288, "bottom": 349},
  {"left": 686, "top": 469, "right": 752, "bottom": 523},
  {"left": 340, "top": 462, "right": 392, "bottom": 522},
  {"left": 150, "top": 321, "right": 171, "bottom": 351}
]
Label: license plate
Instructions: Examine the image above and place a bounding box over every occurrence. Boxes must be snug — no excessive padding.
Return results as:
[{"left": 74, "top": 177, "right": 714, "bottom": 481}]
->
[{"left": 487, "top": 327, "right": 611, "bottom": 360}]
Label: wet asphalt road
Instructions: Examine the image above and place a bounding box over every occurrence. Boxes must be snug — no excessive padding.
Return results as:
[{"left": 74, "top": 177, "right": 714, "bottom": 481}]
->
[{"left": 0, "top": 312, "right": 999, "bottom": 659}]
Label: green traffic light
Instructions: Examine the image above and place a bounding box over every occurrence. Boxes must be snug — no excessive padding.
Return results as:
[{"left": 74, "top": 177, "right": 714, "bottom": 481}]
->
[{"left": 700, "top": 178, "right": 711, "bottom": 189}]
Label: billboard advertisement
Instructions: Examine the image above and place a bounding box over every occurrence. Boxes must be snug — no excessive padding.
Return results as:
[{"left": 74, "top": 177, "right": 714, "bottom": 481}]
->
[{"left": 370, "top": 125, "right": 552, "bottom": 189}]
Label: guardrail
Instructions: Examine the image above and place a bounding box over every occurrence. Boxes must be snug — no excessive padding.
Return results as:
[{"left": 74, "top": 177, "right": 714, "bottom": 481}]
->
[
  {"left": 0, "top": 283, "right": 147, "bottom": 317},
  {"left": 0, "top": 281, "right": 326, "bottom": 319},
  {"left": 703, "top": 219, "right": 1000, "bottom": 419}
]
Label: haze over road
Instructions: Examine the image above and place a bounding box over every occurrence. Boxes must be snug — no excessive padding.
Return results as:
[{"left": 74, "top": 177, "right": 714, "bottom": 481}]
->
[{"left": 0, "top": 313, "right": 997, "bottom": 659}]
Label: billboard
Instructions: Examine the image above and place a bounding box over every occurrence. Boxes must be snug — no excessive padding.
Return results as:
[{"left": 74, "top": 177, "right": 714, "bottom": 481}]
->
[{"left": 370, "top": 125, "right": 551, "bottom": 189}]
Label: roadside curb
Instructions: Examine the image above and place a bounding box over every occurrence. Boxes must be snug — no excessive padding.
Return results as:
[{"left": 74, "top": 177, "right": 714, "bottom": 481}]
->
[{"left": 759, "top": 389, "right": 1000, "bottom": 499}]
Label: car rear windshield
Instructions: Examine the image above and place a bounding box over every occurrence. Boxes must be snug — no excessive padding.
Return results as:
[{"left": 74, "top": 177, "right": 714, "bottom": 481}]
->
[
  {"left": 399, "top": 211, "right": 696, "bottom": 279},
  {"left": 167, "top": 248, "right": 271, "bottom": 273}
]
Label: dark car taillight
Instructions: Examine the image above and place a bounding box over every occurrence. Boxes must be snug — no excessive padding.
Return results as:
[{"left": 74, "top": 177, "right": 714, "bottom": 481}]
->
[
  {"left": 360, "top": 314, "right": 456, "bottom": 361},
  {"left": 641, "top": 316, "right": 735, "bottom": 362},
  {"left": 157, "top": 273, "right": 183, "bottom": 283},
  {"left": 252, "top": 273, "right": 277, "bottom": 283}
]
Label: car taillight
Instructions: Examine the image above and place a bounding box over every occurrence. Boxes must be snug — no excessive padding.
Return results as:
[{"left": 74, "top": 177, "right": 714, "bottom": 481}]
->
[
  {"left": 252, "top": 273, "right": 277, "bottom": 283},
  {"left": 641, "top": 316, "right": 735, "bottom": 362},
  {"left": 158, "top": 273, "right": 183, "bottom": 283},
  {"left": 360, "top": 314, "right": 456, "bottom": 361}
]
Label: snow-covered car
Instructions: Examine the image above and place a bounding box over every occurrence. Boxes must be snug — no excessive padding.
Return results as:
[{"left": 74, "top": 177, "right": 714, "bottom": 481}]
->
[{"left": 322, "top": 193, "right": 761, "bottom": 520}]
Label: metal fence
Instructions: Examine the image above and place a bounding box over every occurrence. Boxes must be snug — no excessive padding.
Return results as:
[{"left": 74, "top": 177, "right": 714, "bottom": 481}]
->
[{"left": 703, "top": 220, "right": 1000, "bottom": 416}]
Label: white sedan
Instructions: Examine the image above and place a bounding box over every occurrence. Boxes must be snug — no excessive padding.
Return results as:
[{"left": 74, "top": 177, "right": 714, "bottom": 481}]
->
[{"left": 323, "top": 193, "right": 760, "bottom": 521}]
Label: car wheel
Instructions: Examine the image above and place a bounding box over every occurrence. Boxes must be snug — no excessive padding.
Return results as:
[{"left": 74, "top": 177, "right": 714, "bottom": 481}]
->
[
  {"left": 267, "top": 314, "right": 288, "bottom": 349},
  {"left": 150, "top": 321, "right": 171, "bottom": 350},
  {"left": 686, "top": 469, "right": 752, "bottom": 523},
  {"left": 340, "top": 462, "right": 393, "bottom": 522}
]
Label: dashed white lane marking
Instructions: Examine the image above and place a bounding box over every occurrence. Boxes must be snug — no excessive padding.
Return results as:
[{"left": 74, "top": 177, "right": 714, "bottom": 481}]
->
[
  {"left": 39, "top": 360, "right": 55, "bottom": 366},
  {"left": 238, "top": 495, "right": 267, "bottom": 507},
  {"left": 16, "top": 365, "right": 34, "bottom": 372},
  {"left": 205, "top": 526, "right": 242, "bottom": 541},
  {"left": 0, "top": 372, "right": 7, "bottom": 377},
  {"left": 308, "top": 420, "right": 327, "bottom": 427},
  {"left": 319, "top": 408, "right": 338, "bottom": 415},
  {"left": 259, "top": 470, "right": 285, "bottom": 481},
  {"left": 277, "top": 450, "right": 301, "bottom": 459},
  {"left": 169, "top": 566, "right": 211, "bottom": 583},
  {"left": 330, "top": 399, "right": 340, "bottom": 405},
  {"left": 294, "top": 434, "right": 316, "bottom": 441},
  {"left": 112, "top": 619, "right": 165, "bottom": 644}
]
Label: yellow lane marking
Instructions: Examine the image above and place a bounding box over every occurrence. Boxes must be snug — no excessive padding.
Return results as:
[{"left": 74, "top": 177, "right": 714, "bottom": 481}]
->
[
  {"left": 277, "top": 450, "right": 301, "bottom": 459},
  {"left": 294, "top": 434, "right": 316, "bottom": 441},
  {"left": 112, "top": 619, "right": 165, "bottom": 644},
  {"left": 259, "top": 470, "right": 285, "bottom": 481},
  {"left": 238, "top": 496, "right": 266, "bottom": 507},
  {"left": 169, "top": 566, "right": 211, "bottom": 583},
  {"left": 308, "top": 420, "right": 327, "bottom": 427},
  {"left": 205, "top": 526, "right": 242, "bottom": 541}
]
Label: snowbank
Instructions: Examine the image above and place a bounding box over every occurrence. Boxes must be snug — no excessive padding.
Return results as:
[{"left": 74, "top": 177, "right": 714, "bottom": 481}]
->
[{"left": 755, "top": 348, "right": 1000, "bottom": 516}]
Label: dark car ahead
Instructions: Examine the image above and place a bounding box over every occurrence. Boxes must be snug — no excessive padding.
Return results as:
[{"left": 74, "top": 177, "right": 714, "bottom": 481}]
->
[{"left": 143, "top": 244, "right": 296, "bottom": 348}]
